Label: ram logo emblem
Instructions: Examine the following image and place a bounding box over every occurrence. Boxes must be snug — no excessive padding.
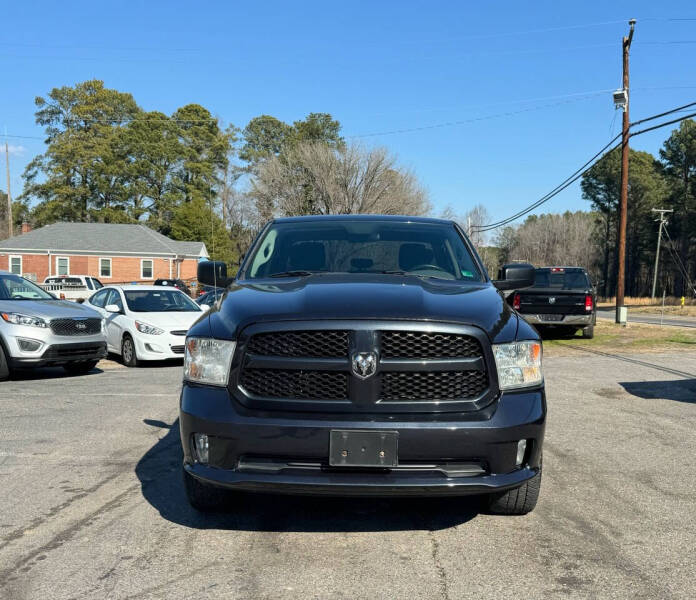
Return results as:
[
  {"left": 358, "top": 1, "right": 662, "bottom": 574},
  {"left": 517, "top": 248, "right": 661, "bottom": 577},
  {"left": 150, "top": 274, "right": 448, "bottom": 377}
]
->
[{"left": 351, "top": 352, "right": 377, "bottom": 379}]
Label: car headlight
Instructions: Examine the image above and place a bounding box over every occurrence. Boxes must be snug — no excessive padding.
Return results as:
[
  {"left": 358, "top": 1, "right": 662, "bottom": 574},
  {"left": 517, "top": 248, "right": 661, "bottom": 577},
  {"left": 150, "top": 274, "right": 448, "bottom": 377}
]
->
[
  {"left": 493, "top": 341, "right": 543, "bottom": 390},
  {"left": 135, "top": 321, "right": 164, "bottom": 335},
  {"left": 1, "top": 312, "right": 48, "bottom": 328},
  {"left": 184, "top": 337, "right": 236, "bottom": 386}
]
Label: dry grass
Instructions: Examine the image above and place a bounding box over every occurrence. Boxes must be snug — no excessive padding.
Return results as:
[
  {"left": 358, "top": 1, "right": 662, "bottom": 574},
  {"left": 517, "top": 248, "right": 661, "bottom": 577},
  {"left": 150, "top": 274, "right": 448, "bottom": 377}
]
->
[
  {"left": 597, "top": 296, "right": 696, "bottom": 317},
  {"left": 542, "top": 320, "right": 696, "bottom": 357}
]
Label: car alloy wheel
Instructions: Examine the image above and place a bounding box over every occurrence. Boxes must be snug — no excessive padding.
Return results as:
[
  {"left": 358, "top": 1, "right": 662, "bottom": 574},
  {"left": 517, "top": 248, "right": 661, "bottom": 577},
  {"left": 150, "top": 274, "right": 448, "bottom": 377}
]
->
[{"left": 122, "top": 336, "right": 138, "bottom": 367}]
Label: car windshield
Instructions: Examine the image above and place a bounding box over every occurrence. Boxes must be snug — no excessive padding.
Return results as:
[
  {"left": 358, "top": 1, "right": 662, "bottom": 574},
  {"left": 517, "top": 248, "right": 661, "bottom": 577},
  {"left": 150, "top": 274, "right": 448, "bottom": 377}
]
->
[
  {"left": 123, "top": 289, "right": 200, "bottom": 312},
  {"left": 242, "top": 220, "right": 483, "bottom": 281},
  {"left": 532, "top": 268, "right": 590, "bottom": 290},
  {"left": 0, "top": 274, "right": 56, "bottom": 300}
]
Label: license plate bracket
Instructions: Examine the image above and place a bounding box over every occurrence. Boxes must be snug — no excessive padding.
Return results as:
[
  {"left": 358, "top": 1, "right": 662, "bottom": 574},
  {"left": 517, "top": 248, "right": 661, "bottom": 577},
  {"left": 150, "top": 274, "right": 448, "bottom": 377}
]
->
[
  {"left": 329, "top": 430, "right": 398, "bottom": 467},
  {"left": 539, "top": 314, "right": 564, "bottom": 322}
]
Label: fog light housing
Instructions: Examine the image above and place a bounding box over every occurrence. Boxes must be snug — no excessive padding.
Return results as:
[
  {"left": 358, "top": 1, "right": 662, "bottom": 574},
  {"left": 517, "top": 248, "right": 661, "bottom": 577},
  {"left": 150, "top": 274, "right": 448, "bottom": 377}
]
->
[
  {"left": 193, "top": 433, "right": 209, "bottom": 464},
  {"left": 17, "top": 338, "right": 43, "bottom": 352},
  {"left": 516, "top": 439, "right": 527, "bottom": 466}
]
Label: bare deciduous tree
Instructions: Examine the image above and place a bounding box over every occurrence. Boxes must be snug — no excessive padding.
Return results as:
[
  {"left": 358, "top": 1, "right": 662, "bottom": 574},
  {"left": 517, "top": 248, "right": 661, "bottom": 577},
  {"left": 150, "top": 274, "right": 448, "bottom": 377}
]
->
[
  {"left": 251, "top": 141, "right": 430, "bottom": 218},
  {"left": 495, "top": 212, "right": 602, "bottom": 282}
]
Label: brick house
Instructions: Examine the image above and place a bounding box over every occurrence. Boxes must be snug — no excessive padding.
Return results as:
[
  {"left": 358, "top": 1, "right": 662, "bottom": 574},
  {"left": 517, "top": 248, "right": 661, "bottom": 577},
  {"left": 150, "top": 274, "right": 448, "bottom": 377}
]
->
[{"left": 0, "top": 222, "right": 208, "bottom": 284}]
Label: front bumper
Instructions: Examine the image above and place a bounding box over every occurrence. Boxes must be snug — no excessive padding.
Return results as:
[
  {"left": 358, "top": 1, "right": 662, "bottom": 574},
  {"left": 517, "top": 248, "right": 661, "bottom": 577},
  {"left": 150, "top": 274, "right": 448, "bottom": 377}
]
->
[
  {"left": 522, "top": 313, "right": 593, "bottom": 326},
  {"left": 132, "top": 332, "right": 186, "bottom": 361},
  {"left": 2, "top": 323, "right": 107, "bottom": 368},
  {"left": 9, "top": 341, "right": 107, "bottom": 368},
  {"left": 180, "top": 384, "right": 546, "bottom": 497}
]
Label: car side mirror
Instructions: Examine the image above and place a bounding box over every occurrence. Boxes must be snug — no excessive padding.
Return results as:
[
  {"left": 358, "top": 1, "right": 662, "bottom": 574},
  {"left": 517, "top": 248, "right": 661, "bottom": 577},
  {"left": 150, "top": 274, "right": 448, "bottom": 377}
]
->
[
  {"left": 493, "top": 263, "right": 535, "bottom": 291},
  {"left": 198, "top": 261, "right": 228, "bottom": 288},
  {"left": 105, "top": 304, "right": 122, "bottom": 314}
]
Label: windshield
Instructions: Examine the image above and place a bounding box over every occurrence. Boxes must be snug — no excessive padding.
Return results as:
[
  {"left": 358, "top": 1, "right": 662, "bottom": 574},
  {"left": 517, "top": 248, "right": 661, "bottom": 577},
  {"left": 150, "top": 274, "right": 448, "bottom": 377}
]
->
[
  {"left": 533, "top": 268, "right": 590, "bottom": 290},
  {"left": 123, "top": 289, "right": 201, "bottom": 312},
  {"left": 243, "top": 220, "right": 483, "bottom": 281},
  {"left": 0, "top": 274, "right": 56, "bottom": 300}
]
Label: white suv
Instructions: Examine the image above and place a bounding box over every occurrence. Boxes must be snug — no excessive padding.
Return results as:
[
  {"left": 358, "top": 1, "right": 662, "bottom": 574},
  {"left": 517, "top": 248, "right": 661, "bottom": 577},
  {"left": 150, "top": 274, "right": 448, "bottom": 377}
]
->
[{"left": 0, "top": 271, "right": 107, "bottom": 380}]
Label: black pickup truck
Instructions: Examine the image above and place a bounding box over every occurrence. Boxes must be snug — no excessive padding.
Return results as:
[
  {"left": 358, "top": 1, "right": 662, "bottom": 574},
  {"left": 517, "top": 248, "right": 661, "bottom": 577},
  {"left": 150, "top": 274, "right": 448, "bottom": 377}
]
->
[
  {"left": 509, "top": 267, "right": 596, "bottom": 339},
  {"left": 180, "top": 215, "right": 546, "bottom": 515}
]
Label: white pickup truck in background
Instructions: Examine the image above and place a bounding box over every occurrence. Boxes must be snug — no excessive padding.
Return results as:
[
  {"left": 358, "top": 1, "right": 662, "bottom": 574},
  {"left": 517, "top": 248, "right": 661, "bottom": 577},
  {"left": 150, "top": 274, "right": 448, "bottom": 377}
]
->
[{"left": 39, "top": 275, "right": 104, "bottom": 302}]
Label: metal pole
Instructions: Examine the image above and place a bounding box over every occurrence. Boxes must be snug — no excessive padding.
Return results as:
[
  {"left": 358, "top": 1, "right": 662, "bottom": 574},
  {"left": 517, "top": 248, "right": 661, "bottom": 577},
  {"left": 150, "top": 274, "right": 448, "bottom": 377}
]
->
[
  {"left": 616, "top": 19, "right": 635, "bottom": 323},
  {"left": 651, "top": 208, "right": 672, "bottom": 299},
  {"left": 4, "top": 141, "right": 11, "bottom": 238}
]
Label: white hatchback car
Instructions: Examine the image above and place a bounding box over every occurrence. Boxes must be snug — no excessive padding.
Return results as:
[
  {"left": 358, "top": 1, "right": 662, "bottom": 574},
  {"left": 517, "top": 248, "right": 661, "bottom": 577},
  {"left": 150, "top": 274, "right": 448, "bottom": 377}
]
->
[{"left": 84, "top": 285, "right": 205, "bottom": 366}]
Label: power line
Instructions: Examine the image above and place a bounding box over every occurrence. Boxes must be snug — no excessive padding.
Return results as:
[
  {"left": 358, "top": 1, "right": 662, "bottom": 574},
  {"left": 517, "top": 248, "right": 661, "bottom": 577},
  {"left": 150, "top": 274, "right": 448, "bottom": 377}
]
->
[
  {"left": 473, "top": 103, "right": 696, "bottom": 232},
  {"left": 474, "top": 134, "right": 622, "bottom": 232},
  {"left": 350, "top": 92, "right": 608, "bottom": 139},
  {"left": 630, "top": 100, "right": 696, "bottom": 126},
  {"left": 662, "top": 225, "right": 696, "bottom": 294},
  {"left": 629, "top": 110, "right": 696, "bottom": 137}
]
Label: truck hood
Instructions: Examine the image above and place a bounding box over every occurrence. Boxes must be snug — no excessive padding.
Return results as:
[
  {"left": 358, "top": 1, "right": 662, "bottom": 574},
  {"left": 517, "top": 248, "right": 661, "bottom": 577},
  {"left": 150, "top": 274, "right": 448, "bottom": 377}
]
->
[
  {"left": 0, "top": 299, "right": 102, "bottom": 319},
  {"left": 202, "top": 274, "right": 520, "bottom": 343}
]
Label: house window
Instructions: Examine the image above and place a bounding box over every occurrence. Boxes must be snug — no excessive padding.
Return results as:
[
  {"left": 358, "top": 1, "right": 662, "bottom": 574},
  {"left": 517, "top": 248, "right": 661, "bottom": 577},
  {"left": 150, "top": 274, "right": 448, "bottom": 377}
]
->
[
  {"left": 56, "top": 257, "right": 70, "bottom": 276},
  {"left": 141, "top": 259, "right": 153, "bottom": 279},
  {"left": 100, "top": 258, "right": 112, "bottom": 278},
  {"left": 9, "top": 255, "right": 22, "bottom": 275}
]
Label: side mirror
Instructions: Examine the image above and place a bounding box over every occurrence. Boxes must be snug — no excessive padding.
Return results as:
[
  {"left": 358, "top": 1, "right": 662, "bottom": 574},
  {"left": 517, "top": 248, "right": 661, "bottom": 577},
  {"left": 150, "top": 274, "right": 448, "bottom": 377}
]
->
[
  {"left": 199, "top": 303, "right": 211, "bottom": 312},
  {"left": 493, "top": 263, "right": 535, "bottom": 291},
  {"left": 198, "top": 261, "right": 228, "bottom": 288},
  {"left": 105, "top": 304, "right": 122, "bottom": 314}
]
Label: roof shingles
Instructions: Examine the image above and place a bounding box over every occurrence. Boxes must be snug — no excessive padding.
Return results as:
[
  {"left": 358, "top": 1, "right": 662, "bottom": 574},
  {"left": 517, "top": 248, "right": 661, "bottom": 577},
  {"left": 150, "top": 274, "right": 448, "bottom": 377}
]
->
[{"left": 0, "top": 223, "right": 207, "bottom": 258}]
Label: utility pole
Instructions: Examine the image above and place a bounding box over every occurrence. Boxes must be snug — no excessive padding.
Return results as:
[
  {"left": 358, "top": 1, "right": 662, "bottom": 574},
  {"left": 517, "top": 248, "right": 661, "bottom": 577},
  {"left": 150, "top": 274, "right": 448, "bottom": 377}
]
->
[
  {"left": 651, "top": 208, "right": 672, "bottom": 299},
  {"left": 615, "top": 19, "right": 635, "bottom": 323}
]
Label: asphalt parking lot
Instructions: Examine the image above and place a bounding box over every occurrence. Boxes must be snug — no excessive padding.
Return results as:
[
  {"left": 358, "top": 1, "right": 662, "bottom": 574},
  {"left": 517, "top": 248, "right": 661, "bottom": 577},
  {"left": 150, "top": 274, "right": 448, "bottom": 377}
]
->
[{"left": 1, "top": 350, "right": 695, "bottom": 600}]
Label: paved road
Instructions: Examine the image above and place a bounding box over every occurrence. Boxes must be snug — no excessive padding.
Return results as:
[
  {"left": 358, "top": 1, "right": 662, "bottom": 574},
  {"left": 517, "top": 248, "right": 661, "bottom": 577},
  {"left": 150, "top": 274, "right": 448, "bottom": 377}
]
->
[
  {"left": 597, "top": 308, "right": 696, "bottom": 328},
  {"left": 1, "top": 353, "right": 695, "bottom": 600}
]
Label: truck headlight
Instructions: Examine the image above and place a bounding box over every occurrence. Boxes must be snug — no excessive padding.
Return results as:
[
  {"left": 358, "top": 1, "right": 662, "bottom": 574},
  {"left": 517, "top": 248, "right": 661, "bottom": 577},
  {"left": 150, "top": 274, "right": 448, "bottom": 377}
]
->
[
  {"left": 135, "top": 321, "right": 164, "bottom": 335},
  {"left": 493, "top": 341, "right": 543, "bottom": 390},
  {"left": 184, "top": 337, "right": 236, "bottom": 386},
  {"left": 1, "top": 312, "right": 48, "bottom": 328}
]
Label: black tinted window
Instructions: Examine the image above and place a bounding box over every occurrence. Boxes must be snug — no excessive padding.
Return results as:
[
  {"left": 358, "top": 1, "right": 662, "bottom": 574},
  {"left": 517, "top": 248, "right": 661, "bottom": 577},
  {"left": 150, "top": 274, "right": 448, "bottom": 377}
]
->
[
  {"left": 533, "top": 269, "right": 590, "bottom": 289},
  {"left": 244, "top": 221, "right": 482, "bottom": 281},
  {"left": 124, "top": 290, "right": 199, "bottom": 312}
]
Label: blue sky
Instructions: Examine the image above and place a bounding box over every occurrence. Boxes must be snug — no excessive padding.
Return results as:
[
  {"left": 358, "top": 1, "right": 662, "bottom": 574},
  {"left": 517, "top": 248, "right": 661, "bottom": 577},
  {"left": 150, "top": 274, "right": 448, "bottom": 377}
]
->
[{"left": 2, "top": 1, "right": 695, "bottom": 231}]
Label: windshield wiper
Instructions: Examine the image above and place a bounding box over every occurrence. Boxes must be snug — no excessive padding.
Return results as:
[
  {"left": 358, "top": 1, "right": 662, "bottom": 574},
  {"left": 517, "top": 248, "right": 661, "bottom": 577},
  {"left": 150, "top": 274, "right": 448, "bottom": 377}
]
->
[{"left": 269, "top": 270, "right": 317, "bottom": 278}]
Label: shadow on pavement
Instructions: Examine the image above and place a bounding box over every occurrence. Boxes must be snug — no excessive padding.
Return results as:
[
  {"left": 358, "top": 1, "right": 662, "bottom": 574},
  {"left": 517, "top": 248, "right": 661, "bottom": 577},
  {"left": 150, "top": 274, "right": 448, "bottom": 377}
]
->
[
  {"left": 136, "top": 419, "right": 481, "bottom": 532},
  {"left": 620, "top": 379, "right": 696, "bottom": 404},
  {"left": 107, "top": 352, "right": 184, "bottom": 369},
  {"left": 8, "top": 366, "right": 105, "bottom": 381}
]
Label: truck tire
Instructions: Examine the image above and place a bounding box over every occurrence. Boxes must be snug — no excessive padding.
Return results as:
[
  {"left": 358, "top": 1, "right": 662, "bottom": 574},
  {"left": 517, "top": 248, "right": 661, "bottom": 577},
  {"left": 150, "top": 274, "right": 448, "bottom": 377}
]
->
[
  {"left": 121, "top": 334, "right": 139, "bottom": 367},
  {"left": 183, "top": 467, "right": 236, "bottom": 512},
  {"left": 487, "top": 462, "right": 542, "bottom": 515},
  {"left": 0, "top": 342, "right": 10, "bottom": 381},
  {"left": 582, "top": 324, "right": 594, "bottom": 339},
  {"left": 63, "top": 360, "right": 99, "bottom": 375}
]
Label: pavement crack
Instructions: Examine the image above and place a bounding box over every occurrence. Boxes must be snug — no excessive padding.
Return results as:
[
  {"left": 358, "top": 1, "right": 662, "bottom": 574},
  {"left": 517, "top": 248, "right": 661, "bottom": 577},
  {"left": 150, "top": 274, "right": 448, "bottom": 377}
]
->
[
  {"left": 428, "top": 530, "right": 450, "bottom": 600},
  {"left": 0, "top": 483, "right": 138, "bottom": 588},
  {"left": 0, "top": 470, "right": 125, "bottom": 552}
]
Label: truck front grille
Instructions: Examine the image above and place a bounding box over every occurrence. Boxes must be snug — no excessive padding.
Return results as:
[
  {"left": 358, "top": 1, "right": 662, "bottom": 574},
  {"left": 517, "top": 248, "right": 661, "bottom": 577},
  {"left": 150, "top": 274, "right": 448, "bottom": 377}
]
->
[
  {"left": 380, "top": 371, "right": 488, "bottom": 401},
  {"left": 240, "top": 369, "right": 349, "bottom": 400},
  {"left": 236, "top": 323, "right": 493, "bottom": 413},
  {"left": 247, "top": 330, "right": 349, "bottom": 358},
  {"left": 380, "top": 331, "right": 482, "bottom": 359},
  {"left": 50, "top": 318, "right": 102, "bottom": 336}
]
